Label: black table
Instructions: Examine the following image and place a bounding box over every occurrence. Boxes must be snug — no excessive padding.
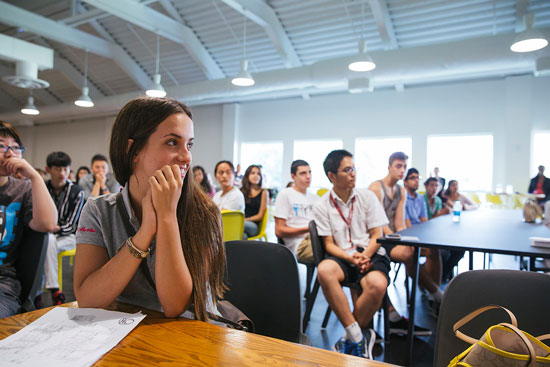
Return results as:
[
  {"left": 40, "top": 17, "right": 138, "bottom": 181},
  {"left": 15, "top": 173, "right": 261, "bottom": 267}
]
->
[{"left": 377, "top": 209, "right": 550, "bottom": 366}]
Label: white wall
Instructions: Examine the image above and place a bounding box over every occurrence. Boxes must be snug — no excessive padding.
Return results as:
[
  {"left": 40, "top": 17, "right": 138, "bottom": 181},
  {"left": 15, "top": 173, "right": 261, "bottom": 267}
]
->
[
  {"left": 15, "top": 75, "right": 550, "bottom": 193},
  {"left": 237, "top": 74, "right": 550, "bottom": 192}
]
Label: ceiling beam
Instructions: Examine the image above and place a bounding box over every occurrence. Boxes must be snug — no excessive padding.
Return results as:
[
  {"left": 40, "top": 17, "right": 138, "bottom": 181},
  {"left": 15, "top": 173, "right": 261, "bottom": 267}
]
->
[
  {"left": 218, "top": 0, "right": 302, "bottom": 68},
  {"left": 0, "top": 1, "right": 151, "bottom": 90},
  {"left": 81, "top": 0, "right": 225, "bottom": 80},
  {"left": 515, "top": 0, "right": 528, "bottom": 32},
  {"left": 367, "top": 0, "right": 398, "bottom": 50}
]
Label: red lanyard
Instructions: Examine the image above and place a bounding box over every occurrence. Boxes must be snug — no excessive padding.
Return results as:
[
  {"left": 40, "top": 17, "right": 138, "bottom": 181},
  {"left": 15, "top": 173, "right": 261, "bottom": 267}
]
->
[{"left": 329, "top": 192, "right": 356, "bottom": 243}]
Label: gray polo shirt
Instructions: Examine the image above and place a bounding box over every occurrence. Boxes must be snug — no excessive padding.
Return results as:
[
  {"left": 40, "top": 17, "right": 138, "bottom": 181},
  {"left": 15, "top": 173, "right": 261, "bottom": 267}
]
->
[{"left": 76, "top": 184, "right": 218, "bottom": 316}]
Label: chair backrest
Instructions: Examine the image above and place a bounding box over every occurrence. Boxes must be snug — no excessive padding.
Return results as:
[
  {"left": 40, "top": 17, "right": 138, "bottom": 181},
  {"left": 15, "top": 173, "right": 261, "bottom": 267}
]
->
[
  {"left": 224, "top": 240, "right": 306, "bottom": 344},
  {"left": 485, "top": 193, "right": 503, "bottom": 206},
  {"left": 14, "top": 227, "right": 48, "bottom": 313},
  {"left": 308, "top": 220, "right": 326, "bottom": 266},
  {"left": 255, "top": 207, "right": 269, "bottom": 235},
  {"left": 221, "top": 210, "right": 244, "bottom": 242},
  {"left": 316, "top": 188, "right": 328, "bottom": 197},
  {"left": 434, "top": 269, "right": 550, "bottom": 367}
]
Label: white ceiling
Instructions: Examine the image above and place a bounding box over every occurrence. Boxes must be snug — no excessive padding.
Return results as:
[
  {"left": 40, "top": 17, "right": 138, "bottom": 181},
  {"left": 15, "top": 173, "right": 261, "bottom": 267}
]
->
[{"left": 0, "top": 0, "right": 549, "bottom": 121}]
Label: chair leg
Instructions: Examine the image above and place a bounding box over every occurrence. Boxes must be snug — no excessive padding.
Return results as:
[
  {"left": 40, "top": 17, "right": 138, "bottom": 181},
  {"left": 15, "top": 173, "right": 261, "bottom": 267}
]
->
[
  {"left": 57, "top": 254, "right": 63, "bottom": 292},
  {"left": 304, "top": 264, "right": 314, "bottom": 301},
  {"left": 393, "top": 262, "right": 402, "bottom": 283},
  {"left": 302, "top": 277, "right": 321, "bottom": 331},
  {"left": 383, "top": 292, "right": 390, "bottom": 343},
  {"left": 321, "top": 307, "right": 332, "bottom": 329},
  {"left": 405, "top": 273, "right": 410, "bottom": 307}
]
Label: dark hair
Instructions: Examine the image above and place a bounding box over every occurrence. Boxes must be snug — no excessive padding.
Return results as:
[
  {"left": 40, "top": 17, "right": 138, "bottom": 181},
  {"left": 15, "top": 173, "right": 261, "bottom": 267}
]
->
[
  {"left": 214, "top": 160, "right": 235, "bottom": 175},
  {"left": 192, "top": 165, "right": 213, "bottom": 195},
  {"left": 323, "top": 149, "right": 352, "bottom": 179},
  {"left": 405, "top": 168, "right": 419, "bottom": 181},
  {"left": 291, "top": 160, "right": 309, "bottom": 175},
  {"left": 424, "top": 177, "right": 438, "bottom": 187},
  {"left": 76, "top": 166, "right": 91, "bottom": 185},
  {"left": 46, "top": 151, "right": 71, "bottom": 167},
  {"left": 286, "top": 181, "right": 294, "bottom": 188},
  {"left": 240, "top": 165, "right": 263, "bottom": 203},
  {"left": 91, "top": 154, "right": 108, "bottom": 165},
  {"left": 444, "top": 180, "right": 458, "bottom": 197},
  {"left": 0, "top": 121, "right": 23, "bottom": 147},
  {"left": 109, "top": 96, "right": 224, "bottom": 322},
  {"left": 389, "top": 152, "right": 409, "bottom": 166}
]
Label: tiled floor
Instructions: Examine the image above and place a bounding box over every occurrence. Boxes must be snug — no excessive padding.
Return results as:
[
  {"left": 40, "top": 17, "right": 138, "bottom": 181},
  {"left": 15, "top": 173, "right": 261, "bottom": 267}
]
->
[{"left": 48, "top": 247, "right": 524, "bottom": 366}]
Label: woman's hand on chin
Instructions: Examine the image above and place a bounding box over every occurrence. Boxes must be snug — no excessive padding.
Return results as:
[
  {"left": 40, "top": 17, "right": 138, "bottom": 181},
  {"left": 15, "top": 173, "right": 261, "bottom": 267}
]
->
[
  {"left": 149, "top": 164, "right": 183, "bottom": 218},
  {"left": 137, "top": 187, "right": 157, "bottom": 240}
]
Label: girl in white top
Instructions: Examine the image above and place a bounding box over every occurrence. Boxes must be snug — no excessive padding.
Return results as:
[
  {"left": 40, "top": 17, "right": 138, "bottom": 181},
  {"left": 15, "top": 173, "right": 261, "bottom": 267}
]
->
[{"left": 213, "top": 160, "right": 245, "bottom": 212}]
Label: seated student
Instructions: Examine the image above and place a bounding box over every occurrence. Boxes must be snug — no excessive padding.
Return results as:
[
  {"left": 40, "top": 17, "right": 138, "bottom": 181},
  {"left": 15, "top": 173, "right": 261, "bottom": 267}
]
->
[
  {"left": 213, "top": 161, "right": 245, "bottom": 212},
  {"left": 0, "top": 121, "right": 57, "bottom": 318},
  {"left": 423, "top": 177, "right": 450, "bottom": 219},
  {"left": 240, "top": 165, "right": 268, "bottom": 239},
  {"left": 313, "top": 150, "right": 389, "bottom": 359},
  {"left": 79, "top": 154, "right": 120, "bottom": 199},
  {"left": 403, "top": 168, "right": 443, "bottom": 316},
  {"left": 74, "top": 97, "right": 225, "bottom": 320},
  {"left": 442, "top": 180, "right": 476, "bottom": 210},
  {"left": 192, "top": 165, "right": 215, "bottom": 198},
  {"left": 369, "top": 153, "right": 432, "bottom": 333},
  {"left": 76, "top": 166, "right": 91, "bottom": 186},
  {"left": 43, "top": 152, "right": 85, "bottom": 305},
  {"left": 528, "top": 165, "right": 550, "bottom": 204},
  {"left": 274, "top": 160, "right": 317, "bottom": 262}
]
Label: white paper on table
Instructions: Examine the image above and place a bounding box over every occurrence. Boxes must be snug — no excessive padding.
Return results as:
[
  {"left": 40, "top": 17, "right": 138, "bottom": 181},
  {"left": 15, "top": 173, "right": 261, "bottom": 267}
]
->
[{"left": 0, "top": 307, "right": 146, "bottom": 367}]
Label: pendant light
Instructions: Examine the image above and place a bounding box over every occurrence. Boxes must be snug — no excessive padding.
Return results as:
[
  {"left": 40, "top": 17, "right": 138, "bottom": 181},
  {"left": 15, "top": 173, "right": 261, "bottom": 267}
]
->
[
  {"left": 511, "top": 14, "right": 548, "bottom": 53},
  {"left": 232, "top": 16, "right": 255, "bottom": 87},
  {"left": 348, "top": 39, "right": 376, "bottom": 72},
  {"left": 21, "top": 90, "right": 39, "bottom": 115},
  {"left": 75, "top": 50, "right": 94, "bottom": 107},
  {"left": 146, "top": 34, "right": 167, "bottom": 97}
]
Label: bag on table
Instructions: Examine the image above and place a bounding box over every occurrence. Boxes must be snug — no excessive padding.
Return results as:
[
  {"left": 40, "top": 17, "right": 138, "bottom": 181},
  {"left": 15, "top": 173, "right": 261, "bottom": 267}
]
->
[
  {"left": 449, "top": 305, "right": 550, "bottom": 367},
  {"left": 524, "top": 198, "right": 543, "bottom": 223}
]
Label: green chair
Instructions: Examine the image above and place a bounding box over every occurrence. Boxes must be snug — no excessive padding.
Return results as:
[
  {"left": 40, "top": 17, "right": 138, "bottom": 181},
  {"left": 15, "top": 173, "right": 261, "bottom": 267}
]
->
[{"left": 221, "top": 210, "right": 245, "bottom": 242}]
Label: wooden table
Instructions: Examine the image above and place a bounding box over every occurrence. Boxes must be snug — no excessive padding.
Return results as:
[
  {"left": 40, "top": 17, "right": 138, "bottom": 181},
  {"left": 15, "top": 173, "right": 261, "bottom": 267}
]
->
[
  {"left": 377, "top": 209, "right": 550, "bottom": 366},
  {"left": 0, "top": 302, "right": 400, "bottom": 367}
]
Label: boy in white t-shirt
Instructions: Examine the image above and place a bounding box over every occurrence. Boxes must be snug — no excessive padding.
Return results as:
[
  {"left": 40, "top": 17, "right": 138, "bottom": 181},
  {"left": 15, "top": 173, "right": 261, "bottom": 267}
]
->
[
  {"left": 313, "top": 150, "right": 389, "bottom": 360},
  {"left": 274, "top": 160, "right": 317, "bottom": 262}
]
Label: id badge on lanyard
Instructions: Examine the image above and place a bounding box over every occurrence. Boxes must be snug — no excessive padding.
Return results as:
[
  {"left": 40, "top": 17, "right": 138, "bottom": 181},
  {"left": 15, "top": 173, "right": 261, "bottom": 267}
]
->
[{"left": 329, "top": 193, "right": 355, "bottom": 244}]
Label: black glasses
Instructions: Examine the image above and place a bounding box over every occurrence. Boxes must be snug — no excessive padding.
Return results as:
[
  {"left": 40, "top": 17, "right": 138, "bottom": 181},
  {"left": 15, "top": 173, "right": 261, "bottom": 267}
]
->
[
  {"left": 338, "top": 167, "right": 356, "bottom": 174},
  {"left": 0, "top": 144, "right": 26, "bottom": 154}
]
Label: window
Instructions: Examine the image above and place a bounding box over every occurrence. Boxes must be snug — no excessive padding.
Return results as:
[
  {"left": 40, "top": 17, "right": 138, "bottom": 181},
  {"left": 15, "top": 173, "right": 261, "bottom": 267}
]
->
[
  {"left": 531, "top": 131, "right": 550, "bottom": 177},
  {"left": 427, "top": 134, "right": 493, "bottom": 191},
  {"left": 355, "top": 137, "right": 412, "bottom": 188},
  {"left": 293, "top": 139, "right": 343, "bottom": 189},
  {"left": 240, "top": 141, "right": 284, "bottom": 188}
]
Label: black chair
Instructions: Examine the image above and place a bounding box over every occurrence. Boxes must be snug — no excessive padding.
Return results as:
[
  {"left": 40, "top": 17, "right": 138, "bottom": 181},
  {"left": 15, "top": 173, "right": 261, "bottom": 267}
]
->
[
  {"left": 14, "top": 227, "right": 48, "bottom": 313},
  {"left": 277, "top": 236, "right": 315, "bottom": 301},
  {"left": 434, "top": 269, "right": 550, "bottom": 367},
  {"left": 224, "top": 240, "right": 310, "bottom": 345},
  {"left": 302, "top": 221, "right": 389, "bottom": 341}
]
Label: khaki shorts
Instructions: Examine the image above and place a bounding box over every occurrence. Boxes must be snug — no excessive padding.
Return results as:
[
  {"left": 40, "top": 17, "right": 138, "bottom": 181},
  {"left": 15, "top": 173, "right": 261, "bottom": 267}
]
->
[{"left": 297, "top": 234, "right": 314, "bottom": 263}]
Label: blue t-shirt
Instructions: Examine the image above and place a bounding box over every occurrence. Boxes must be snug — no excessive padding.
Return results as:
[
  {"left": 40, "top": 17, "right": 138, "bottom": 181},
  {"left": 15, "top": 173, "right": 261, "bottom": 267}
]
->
[{"left": 405, "top": 191, "right": 427, "bottom": 225}]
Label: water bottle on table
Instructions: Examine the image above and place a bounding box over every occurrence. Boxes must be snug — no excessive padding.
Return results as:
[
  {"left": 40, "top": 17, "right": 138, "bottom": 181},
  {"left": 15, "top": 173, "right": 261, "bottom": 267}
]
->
[{"left": 452, "top": 201, "right": 463, "bottom": 222}]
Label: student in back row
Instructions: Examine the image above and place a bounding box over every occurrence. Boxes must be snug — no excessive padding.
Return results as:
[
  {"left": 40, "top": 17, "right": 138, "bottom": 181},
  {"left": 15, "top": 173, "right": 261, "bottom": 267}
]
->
[
  {"left": 0, "top": 121, "right": 57, "bottom": 318},
  {"left": 240, "top": 165, "right": 268, "bottom": 239},
  {"left": 213, "top": 160, "right": 245, "bottom": 212},
  {"left": 274, "top": 160, "right": 317, "bottom": 262},
  {"left": 79, "top": 154, "right": 120, "bottom": 199}
]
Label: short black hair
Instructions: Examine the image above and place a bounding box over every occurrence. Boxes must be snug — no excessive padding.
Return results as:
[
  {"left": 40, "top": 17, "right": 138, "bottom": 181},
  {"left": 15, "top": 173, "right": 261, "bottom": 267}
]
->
[
  {"left": 291, "top": 160, "right": 309, "bottom": 175},
  {"left": 0, "top": 120, "right": 23, "bottom": 147},
  {"left": 323, "top": 149, "right": 352, "bottom": 179},
  {"left": 91, "top": 154, "right": 108, "bottom": 165},
  {"left": 405, "top": 168, "right": 419, "bottom": 181},
  {"left": 424, "top": 177, "right": 438, "bottom": 186},
  {"left": 215, "top": 160, "right": 235, "bottom": 175},
  {"left": 389, "top": 152, "right": 408, "bottom": 166},
  {"left": 46, "top": 151, "right": 71, "bottom": 167}
]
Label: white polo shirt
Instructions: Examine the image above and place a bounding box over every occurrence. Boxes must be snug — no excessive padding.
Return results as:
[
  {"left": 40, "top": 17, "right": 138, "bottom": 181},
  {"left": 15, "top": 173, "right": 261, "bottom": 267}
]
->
[
  {"left": 274, "top": 187, "right": 317, "bottom": 255},
  {"left": 313, "top": 188, "right": 389, "bottom": 256},
  {"left": 213, "top": 187, "right": 245, "bottom": 212}
]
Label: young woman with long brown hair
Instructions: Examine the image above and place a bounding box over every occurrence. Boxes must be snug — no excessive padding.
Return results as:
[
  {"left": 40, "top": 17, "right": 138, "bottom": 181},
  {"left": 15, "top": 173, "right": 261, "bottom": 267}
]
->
[
  {"left": 240, "top": 165, "right": 267, "bottom": 239},
  {"left": 74, "top": 97, "right": 225, "bottom": 320}
]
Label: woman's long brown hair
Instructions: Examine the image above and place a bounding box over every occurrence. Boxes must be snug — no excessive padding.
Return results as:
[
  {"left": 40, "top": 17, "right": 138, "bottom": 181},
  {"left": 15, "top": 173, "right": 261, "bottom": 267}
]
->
[
  {"left": 110, "top": 96, "right": 225, "bottom": 321},
  {"left": 240, "top": 164, "right": 263, "bottom": 204}
]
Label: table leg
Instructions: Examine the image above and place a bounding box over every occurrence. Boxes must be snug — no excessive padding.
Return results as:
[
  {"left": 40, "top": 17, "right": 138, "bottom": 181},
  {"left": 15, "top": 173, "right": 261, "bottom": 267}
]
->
[
  {"left": 529, "top": 257, "right": 535, "bottom": 272},
  {"left": 406, "top": 246, "right": 420, "bottom": 366},
  {"left": 469, "top": 251, "right": 474, "bottom": 270}
]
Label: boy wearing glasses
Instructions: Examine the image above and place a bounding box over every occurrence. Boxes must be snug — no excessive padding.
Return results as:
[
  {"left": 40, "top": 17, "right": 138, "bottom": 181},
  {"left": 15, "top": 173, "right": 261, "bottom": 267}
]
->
[
  {"left": 0, "top": 121, "right": 57, "bottom": 318},
  {"left": 312, "top": 150, "right": 389, "bottom": 359},
  {"left": 43, "top": 152, "right": 85, "bottom": 305}
]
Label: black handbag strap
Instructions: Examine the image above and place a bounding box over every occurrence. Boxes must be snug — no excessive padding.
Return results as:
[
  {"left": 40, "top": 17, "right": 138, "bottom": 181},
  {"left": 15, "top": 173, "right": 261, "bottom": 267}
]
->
[{"left": 115, "top": 192, "right": 156, "bottom": 291}]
